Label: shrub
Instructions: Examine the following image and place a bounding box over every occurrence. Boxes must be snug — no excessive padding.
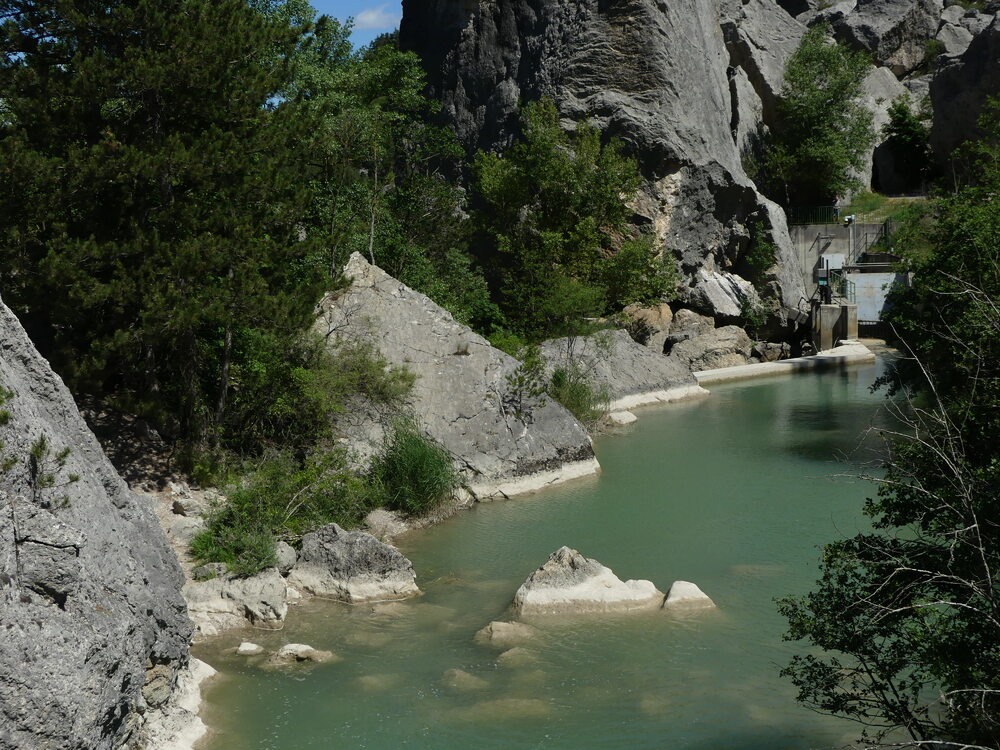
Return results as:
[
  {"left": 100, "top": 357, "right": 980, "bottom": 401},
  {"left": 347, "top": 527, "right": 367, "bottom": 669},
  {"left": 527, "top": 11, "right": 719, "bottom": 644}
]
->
[
  {"left": 548, "top": 365, "right": 609, "bottom": 427},
  {"left": 190, "top": 448, "right": 373, "bottom": 576},
  {"left": 368, "top": 422, "right": 458, "bottom": 516}
]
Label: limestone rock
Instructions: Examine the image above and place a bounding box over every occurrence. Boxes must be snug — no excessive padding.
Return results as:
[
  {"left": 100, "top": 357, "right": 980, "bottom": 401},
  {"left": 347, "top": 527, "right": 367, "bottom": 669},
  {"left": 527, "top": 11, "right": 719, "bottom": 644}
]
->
[
  {"left": 0, "top": 295, "right": 191, "bottom": 750},
  {"left": 399, "top": 0, "right": 805, "bottom": 329},
  {"left": 137, "top": 658, "right": 217, "bottom": 750},
  {"left": 960, "top": 11, "right": 995, "bottom": 36},
  {"left": 474, "top": 620, "right": 540, "bottom": 648},
  {"left": 606, "top": 411, "right": 638, "bottom": 427},
  {"left": 936, "top": 21, "right": 975, "bottom": 56},
  {"left": 496, "top": 647, "right": 541, "bottom": 669},
  {"left": 622, "top": 302, "right": 673, "bottom": 352},
  {"left": 539, "top": 330, "right": 705, "bottom": 412},
  {"left": 832, "top": 0, "right": 944, "bottom": 76},
  {"left": 511, "top": 547, "right": 664, "bottom": 615},
  {"left": 671, "top": 309, "right": 717, "bottom": 338},
  {"left": 274, "top": 541, "right": 297, "bottom": 576},
  {"left": 664, "top": 581, "right": 717, "bottom": 609},
  {"left": 442, "top": 668, "right": 489, "bottom": 692},
  {"left": 668, "top": 326, "right": 754, "bottom": 371},
  {"left": 752, "top": 341, "right": 792, "bottom": 363},
  {"left": 688, "top": 270, "right": 760, "bottom": 320},
  {"left": 269, "top": 643, "right": 338, "bottom": 665},
  {"left": 721, "top": 0, "right": 807, "bottom": 126},
  {"left": 317, "top": 253, "right": 597, "bottom": 498},
  {"left": 236, "top": 642, "right": 264, "bottom": 656},
  {"left": 182, "top": 568, "right": 288, "bottom": 636},
  {"left": 287, "top": 522, "right": 420, "bottom": 603},
  {"left": 168, "top": 514, "right": 205, "bottom": 545},
  {"left": 931, "top": 17, "right": 1000, "bottom": 165},
  {"left": 171, "top": 495, "right": 204, "bottom": 517}
]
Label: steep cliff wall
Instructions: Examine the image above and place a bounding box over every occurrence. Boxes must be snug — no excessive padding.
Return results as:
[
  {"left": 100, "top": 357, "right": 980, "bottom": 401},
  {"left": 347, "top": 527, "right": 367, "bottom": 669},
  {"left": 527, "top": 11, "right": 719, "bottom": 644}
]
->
[
  {"left": 400, "top": 0, "right": 806, "bottom": 326},
  {"left": 0, "top": 297, "right": 192, "bottom": 749}
]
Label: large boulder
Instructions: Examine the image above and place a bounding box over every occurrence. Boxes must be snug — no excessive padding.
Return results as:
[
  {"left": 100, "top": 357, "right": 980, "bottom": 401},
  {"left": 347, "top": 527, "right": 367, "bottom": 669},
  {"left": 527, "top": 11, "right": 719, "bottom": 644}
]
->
[
  {"left": 287, "top": 523, "right": 420, "bottom": 603},
  {"left": 182, "top": 568, "right": 288, "bottom": 637},
  {"left": 831, "top": 0, "right": 944, "bottom": 76},
  {"left": 511, "top": 546, "right": 664, "bottom": 615},
  {"left": 399, "top": 0, "right": 805, "bottom": 328},
  {"left": 0, "top": 296, "right": 191, "bottom": 749},
  {"left": 930, "top": 17, "right": 1000, "bottom": 169},
  {"left": 317, "top": 253, "right": 598, "bottom": 498},
  {"left": 539, "top": 330, "right": 707, "bottom": 411},
  {"left": 668, "top": 326, "right": 755, "bottom": 371}
]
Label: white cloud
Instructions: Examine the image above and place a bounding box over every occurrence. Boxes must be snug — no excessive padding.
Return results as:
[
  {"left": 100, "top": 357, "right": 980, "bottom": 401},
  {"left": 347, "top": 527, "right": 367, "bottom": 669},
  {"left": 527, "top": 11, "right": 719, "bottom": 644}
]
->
[{"left": 354, "top": 4, "right": 402, "bottom": 31}]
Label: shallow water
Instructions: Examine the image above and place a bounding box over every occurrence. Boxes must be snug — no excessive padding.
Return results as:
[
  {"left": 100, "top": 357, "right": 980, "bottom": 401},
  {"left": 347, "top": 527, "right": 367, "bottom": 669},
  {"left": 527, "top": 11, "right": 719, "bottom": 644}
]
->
[{"left": 198, "top": 360, "right": 893, "bottom": 750}]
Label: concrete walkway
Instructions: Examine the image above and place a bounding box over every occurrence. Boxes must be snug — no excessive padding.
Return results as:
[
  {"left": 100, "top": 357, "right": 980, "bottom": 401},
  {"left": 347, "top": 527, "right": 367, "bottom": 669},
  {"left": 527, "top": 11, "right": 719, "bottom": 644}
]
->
[{"left": 694, "top": 342, "right": 876, "bottom": 386}]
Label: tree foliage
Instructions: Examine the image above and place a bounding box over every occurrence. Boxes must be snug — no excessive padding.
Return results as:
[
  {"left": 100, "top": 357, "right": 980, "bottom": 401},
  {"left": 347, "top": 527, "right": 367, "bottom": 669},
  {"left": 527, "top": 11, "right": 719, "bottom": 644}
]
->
[
  {"left": 780, "top": 100, "right": 1000, "bottom": 750},
  {"left": 762, "top": 25, "right": 876, "bottom": 206},
  {"left": 879, "top": 97, "right": 933, "bottom": 193},
  {"left": 474, "top": 99, "right": 675, "bottom": 341}
]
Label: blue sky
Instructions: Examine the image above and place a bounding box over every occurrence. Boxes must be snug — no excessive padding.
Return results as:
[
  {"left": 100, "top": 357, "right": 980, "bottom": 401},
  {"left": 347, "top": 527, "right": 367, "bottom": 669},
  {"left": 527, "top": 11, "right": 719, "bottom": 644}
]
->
[{"left": 314, "top": 1, "right": 403, "bottom": 48}]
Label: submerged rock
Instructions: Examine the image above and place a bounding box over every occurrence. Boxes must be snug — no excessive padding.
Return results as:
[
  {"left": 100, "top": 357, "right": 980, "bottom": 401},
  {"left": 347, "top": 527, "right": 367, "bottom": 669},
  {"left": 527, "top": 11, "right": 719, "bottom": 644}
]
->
[
  {"left": 0, "top": 295, "right": 191, "bottom": 749},
  {"left": 664, "top": 581, "right": 717, "bottom": 609},
  {"left": 606, "top": 411, "right": 638, "bottom": 427},
  {"left": 317, "top": 253, "right": 597, "bottom": 498},
  {"left": 449, "top": 697, "right": 552, "bottom": 722},
  {"left": 474, "top": 620, "right": 540, "bottom": 648},
  {"left": 236, "top": 642, "right": 264, "bottom": 656},
  {"left": 269, "top": 643, "right": 338, "bottom": 665},
  {"left": 287, "top": 523, "right": 420, "bottom": 603},
  {"left": 441, "top": 668, "right": 489, "bottom": 692},
  {"left": 511, "top": 547, "right": 664, "bottom": 615}
]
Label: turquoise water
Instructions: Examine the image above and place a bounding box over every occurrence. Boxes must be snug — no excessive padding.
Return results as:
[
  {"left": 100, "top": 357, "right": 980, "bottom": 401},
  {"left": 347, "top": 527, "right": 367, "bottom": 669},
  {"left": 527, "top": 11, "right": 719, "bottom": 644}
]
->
[{"left": 198, "top": 360, "right": 892, "bottom": 750}]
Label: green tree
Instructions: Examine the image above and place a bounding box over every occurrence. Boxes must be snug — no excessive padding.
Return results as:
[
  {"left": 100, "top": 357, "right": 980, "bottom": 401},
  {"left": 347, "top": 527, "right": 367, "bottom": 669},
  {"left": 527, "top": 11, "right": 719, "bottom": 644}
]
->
[
  {"left": 474, "top": 98, "right": 671, "bottom": 341},
  {"left": 763, "top": 25, "right": 876, "bottom": 206},
  {"left": 0, "top": 0, "right": 332, "bottom": 451},
  {"left": 879, "top": 97, "right": 933, "bottom": 192},
  {"left": 779, "top": 100, "right": 1000, "bottom": 750}
]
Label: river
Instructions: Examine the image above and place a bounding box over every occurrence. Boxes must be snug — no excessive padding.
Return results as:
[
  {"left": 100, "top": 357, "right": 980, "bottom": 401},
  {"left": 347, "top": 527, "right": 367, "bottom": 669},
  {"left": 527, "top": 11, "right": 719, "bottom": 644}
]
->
[{"left": 197, "top": 358, "right": 892, "bottom": 750}]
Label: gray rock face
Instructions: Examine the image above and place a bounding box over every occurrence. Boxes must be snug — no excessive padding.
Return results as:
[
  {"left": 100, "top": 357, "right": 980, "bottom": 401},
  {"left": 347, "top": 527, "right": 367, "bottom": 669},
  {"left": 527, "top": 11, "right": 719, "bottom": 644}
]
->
[
  {"left": 831, "top": 0, "right": 943, "bottom": 76},
  {"left": 511, "top": 546, "right": 664, "bottom": 615},
  {"left": 287, "top": 523, "right": 420, "bottom": 603},
  {"left": 0, "top": 297, "right": 191, "bottom": 750},
  {"left": 930, "top": 17, "right": 1000, "bottom": 165},
  {"left": 668, "top": 325, "right": 754, "bottom": 371},
  {"left": 539, "top": 330, "right": 705, "bottom": 411},
  {"left": 937, "top": 21, "right": 975, "bottom": 56},
  {"left": 317, "top": 253, "right": 597, "bottom": 497},
  {"left": 400, "top": 0, "right": 805, "bottom": 327}
]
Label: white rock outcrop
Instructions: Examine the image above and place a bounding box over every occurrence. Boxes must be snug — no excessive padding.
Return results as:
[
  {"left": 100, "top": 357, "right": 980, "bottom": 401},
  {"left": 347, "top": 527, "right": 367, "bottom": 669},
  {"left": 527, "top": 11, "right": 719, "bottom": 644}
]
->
[
  {"left": 664, "top": 581, "right": 717, "bottom": 609},
  {"left": 511, "top": 547, "right": 664, "bottom": 615},
  {"left": 182, "top": 568, "right": 288, "bottom": 637}
]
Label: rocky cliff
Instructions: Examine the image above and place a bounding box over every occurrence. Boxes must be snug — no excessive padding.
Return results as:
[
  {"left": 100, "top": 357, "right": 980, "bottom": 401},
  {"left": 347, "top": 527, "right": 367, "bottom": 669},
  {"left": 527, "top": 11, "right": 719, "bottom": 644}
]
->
[
  {"left": 399, "top": 0, "right": 806, "bottom": 327},
  {"left": 0, "top": 297, "right": 192, "bottom": 749}
]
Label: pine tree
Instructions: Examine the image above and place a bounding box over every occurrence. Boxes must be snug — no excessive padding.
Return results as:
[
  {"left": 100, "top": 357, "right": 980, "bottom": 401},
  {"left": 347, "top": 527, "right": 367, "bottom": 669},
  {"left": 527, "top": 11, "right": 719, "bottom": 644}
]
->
[{"left": 0, "top": 0, "right": 329, "bottom": 446}]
